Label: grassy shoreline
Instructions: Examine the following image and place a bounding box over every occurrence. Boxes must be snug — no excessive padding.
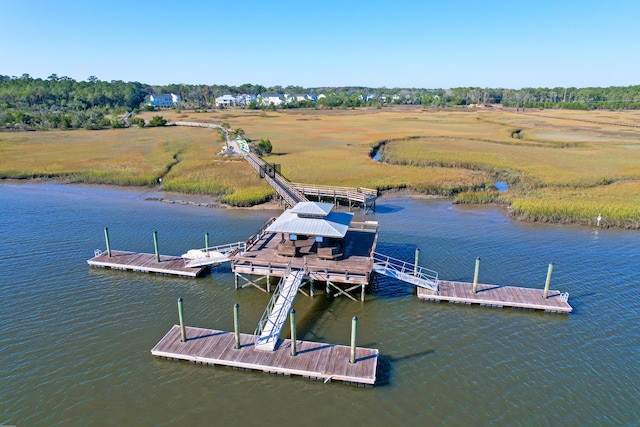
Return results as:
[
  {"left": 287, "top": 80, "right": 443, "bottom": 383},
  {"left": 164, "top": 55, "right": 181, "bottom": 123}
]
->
[{"left": 2, "top": 107, "right": 639, "bottom": 228}]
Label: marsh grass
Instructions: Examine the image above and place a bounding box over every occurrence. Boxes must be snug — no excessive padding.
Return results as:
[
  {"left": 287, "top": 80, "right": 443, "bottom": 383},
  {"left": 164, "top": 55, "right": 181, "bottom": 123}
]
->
[{"left": 4, "top": 108, "right": 640, "bottom": 226}]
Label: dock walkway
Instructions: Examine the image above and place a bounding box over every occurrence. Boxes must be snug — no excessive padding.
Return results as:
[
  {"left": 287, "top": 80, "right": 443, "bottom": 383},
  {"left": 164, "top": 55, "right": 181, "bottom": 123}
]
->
[
  {"left": 87, "top": 250, "right": 206, "bottom": 278},
  {"left": 151, "top": 325, "right": 378, "bottom": 385},
  {"left": 417, "top": 280, "right": 572, "bottom": 313}
]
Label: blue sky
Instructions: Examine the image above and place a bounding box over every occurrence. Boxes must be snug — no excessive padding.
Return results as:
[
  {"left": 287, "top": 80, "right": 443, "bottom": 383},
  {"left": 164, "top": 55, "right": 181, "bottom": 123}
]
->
[{"left": 1, "top": 0, "right": 638, "bottom": 88}]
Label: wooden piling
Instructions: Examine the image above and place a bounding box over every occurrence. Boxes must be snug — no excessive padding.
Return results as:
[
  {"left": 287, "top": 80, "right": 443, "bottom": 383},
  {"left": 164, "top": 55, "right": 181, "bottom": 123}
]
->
[
  {"left": 205, "top": 232, "right": 210, "bottom": 255},
  {"left": 543, "top": 263, "right": 554, "bottom": 299},
  {"left": 472, "top": 257, "right": 481, "bottom": 294},
  {"left": 414, "top": 248, "right": 420, "bottom": 276},
  {"left": 177, "top": 298, "right": 186, "bottom": 342},
  {"left": 350, "top": 316, "right": 358, "bottom": 364},
  {"left": 153, "top": 231, "right": 160, "bottom": 262},
  {"left": 233, "top": 303, "right": 240, "bottom": 349},
  {"left": 290, "top": 309, "right": 297, "bottom": 356},
  {"left": 104, "top": 227, "right": 112, "bottom": 257}
]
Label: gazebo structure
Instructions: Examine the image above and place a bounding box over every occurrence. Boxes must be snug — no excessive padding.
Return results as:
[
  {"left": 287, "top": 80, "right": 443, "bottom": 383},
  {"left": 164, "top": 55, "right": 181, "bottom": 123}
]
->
[{"left": 229, "top": 202, "right": 379, "bottom": 301}]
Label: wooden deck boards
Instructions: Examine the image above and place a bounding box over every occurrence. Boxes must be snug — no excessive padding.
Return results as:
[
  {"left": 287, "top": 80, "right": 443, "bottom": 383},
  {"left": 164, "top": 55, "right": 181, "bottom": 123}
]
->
[
  {"left": 151, "top": 325, "right": 378, "bottom": 385},
  {"left": 87, "top": 250, "right": 206, "bottom": 278},
  {"left": 231, "top": 227, "right": 378, "bottom": 285},
  {"left": 417, "top": 280, "right": 572, "bottom": 313}
]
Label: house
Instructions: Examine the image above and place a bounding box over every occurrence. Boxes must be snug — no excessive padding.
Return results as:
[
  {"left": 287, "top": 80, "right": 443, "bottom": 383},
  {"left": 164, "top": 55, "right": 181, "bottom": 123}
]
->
[
  {"left": 260, "top": 93, "right": 284, "bottom": 106},
  {"left": 289, "top": 94, "right": 317, "bottom": 104},
  {"left": 148, "top": 93, "right": 181, "bottom": 108},
  {"left": 235, "top": 94, "right": 257, "bottom": 106},
  {"left": 215, "top": 94, "right": 236, "bottom": 107}
]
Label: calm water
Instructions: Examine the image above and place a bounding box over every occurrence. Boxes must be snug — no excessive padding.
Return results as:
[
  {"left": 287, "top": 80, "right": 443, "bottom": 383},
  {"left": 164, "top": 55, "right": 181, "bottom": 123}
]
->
[{"left": 0, "top": 182, "right": 638, "bottom": 426}]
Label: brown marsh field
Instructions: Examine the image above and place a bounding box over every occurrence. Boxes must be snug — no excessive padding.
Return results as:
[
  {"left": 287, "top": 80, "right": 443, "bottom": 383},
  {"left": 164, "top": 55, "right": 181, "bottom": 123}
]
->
[{"left": 2, "top": 107, "right": 640, "bottom": 227}]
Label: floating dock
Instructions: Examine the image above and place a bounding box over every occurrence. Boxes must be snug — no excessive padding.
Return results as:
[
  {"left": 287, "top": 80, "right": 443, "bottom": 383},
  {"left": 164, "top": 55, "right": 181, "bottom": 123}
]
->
[
  {"left": 151, "top": 325, "right": 379, "bottom": 385},
  {"left": 417, "top": 280, "right": 573, "bottom": 313},
  {"left": 87, "top": 250, "right": 206, "bottom": 278}
]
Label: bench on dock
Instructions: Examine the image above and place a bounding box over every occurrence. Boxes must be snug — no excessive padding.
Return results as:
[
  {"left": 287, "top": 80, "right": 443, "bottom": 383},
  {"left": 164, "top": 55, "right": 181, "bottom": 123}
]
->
[
  {"left": 317, "top": 245, "right": 343, "bottom": 260},
  {"left": 277, "top": 240, "right": 298, "bottom": 257}
]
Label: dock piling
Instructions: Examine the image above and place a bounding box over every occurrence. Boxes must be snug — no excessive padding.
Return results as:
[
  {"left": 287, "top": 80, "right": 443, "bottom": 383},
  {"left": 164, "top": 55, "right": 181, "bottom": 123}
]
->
[
  {"left": 472, "top": 257, "right": 481, "bottom": 294},
  {"left": 205, "top": 232, "right": 210, "bottom": 255},
  {"left": 233, "top": 303, "right": 240, "bottom": 349},
  {"left": 153, "top": 231, "right": 160, "bottom": 262},
  {"left": 290, "top": 309, "right": 297, "bottom": 356},
  {"left": 350, "top": 316, "right": 358, "bottom": 364},
  {"left": 177, "top": 298, "right": 187, "bottom": 342},
  {"left": 414, "top": 248, "right": 420, "bottom": 277},
  {"left": 543, "top": 263, "right": 554, "bottom": 299},
  {"left": 104, "top": 227, "right": 112, "bottom": 257}
]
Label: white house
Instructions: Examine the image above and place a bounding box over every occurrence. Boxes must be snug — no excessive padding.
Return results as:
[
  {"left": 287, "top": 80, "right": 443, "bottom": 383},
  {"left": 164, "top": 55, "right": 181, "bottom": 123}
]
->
[
  {"left": 149, "top": 93, "right": 181, "bottom": 108},
  {"left": 260, "top": 93, "right": 284, "bottom": 106},
  {"left": 215, "top": 95, "right": 236, "bottom": 107}
]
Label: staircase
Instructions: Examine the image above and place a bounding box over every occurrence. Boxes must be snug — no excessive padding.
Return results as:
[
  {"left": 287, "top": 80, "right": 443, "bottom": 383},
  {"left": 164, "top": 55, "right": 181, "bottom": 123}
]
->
[
  {"left": 371, "top": 252, "right": 439, "bottom": 291},
  {"left": 254, "top": 262, "right": 306, "bottom": 351}
]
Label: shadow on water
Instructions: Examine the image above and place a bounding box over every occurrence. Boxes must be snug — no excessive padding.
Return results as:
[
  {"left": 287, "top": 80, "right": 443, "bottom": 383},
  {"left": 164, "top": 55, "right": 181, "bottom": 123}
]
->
[
  {"left": 373, "top": 204, "right": 405, "bottom": 214},
  {"left": 375, "top": 349, "right": 436, "bottom": 387},
  {"left": 283, "top": 294, "right": 336, "bottom": 341}
]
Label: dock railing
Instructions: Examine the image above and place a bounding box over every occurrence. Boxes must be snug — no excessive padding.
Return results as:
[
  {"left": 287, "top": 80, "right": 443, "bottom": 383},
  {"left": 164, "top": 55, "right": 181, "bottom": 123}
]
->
[
  {"left": 254, "top": 259, "right": 307, "bottom": 350},
  {"left": 371, "top": 252, "right": 439, "bottom": 291},
  {"left": 245, "top": 217, "right": 277, "bottom": 249},
  {"left": 289, "top": 182, "right": 378, "bottom": 204}
]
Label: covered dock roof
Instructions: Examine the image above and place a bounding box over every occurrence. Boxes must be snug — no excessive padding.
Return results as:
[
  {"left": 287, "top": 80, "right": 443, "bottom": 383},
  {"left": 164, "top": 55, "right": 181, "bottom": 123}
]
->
[{"left": 265, "top": 202, "right": 354, "bottom": 238}]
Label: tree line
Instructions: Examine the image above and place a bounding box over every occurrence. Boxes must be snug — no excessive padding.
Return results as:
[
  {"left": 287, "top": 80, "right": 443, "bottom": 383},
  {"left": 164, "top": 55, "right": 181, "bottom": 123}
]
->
[{"left": 2, "top": 73, "right": 640, "bottom": 130}]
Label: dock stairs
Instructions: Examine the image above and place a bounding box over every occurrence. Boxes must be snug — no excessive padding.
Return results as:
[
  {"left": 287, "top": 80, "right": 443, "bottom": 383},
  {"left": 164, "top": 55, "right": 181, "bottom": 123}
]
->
[
  {"left": 254, "top": 262, "right": 306, "bottom": 351},
  {"left": 371, "top": 252, "right": 439, "bottom": 291}
]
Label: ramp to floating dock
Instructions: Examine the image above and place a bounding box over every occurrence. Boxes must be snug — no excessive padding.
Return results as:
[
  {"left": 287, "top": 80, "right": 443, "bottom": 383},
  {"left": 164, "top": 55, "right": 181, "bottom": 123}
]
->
[
  {"left": 87, "top": 250, "right": 206, "bottom": 277},
  {"left": 372, "top": 252, "right": 439, "bottom": 291},
  {"left": 255, "top": 267, "right": 305, "bottom": 351},
  {"left": 417, "top": 280, "right": 572, "bottom": 313},
  {"left": 151, "top": 325, "right": 378, "bottom": 385}
]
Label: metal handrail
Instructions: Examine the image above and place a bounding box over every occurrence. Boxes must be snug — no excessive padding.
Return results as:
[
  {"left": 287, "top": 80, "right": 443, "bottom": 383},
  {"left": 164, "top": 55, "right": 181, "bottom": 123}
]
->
[
  {"left": 371, "top": 251, "right": 439, "bottom": 291},
  {"left": 254, "top": 260, "right": 306, "bottom": 347}
]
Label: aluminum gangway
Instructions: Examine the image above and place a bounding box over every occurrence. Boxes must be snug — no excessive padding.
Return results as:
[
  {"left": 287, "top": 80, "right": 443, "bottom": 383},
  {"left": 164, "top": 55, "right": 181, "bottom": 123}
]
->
[
  {"left": 254, "top": 262, "right": 306, "bottom": 351},
  {"left": 181, "top": 241, "right": 247, "bottom": 268},
  {"left": 371, "top": 252, "right": 439, "bottom": 291}
]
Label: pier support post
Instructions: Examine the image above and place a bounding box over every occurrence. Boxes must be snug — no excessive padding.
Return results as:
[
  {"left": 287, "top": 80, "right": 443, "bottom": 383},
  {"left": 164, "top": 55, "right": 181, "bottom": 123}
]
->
[
  {"left": 177, "top": 297, "right": 187, "bottom": 342},
  {"left": 543, "top": 263, "right": 554, "bottom": 299},
  {"left": 361, "top": 283, "right": 366, "bottom": 302},
  {"left": 205, "top": 232, "right": 210, "bottom": 255},
  {"left": 350, "top": 316, "right": 358, "bottom": 364},
  {"left": 290, "top": 309, "right": 297, "bottom": 356},
  {"left": 153, "top": 231, "right": 160, "bottom": 262},
  {"left": 472, "top": 257, "right": 481, "bottom": 294},
  {"left": 234, "top": 303, "right": 240, "bottom": 349},
  {"left": 234, "top": 273, "right": 238, "bottom": 290},
  {"left": 414, "top": 248, "right": 420, "bottom": 277},
  {"left": 310, "top": 279, "right": 315, "bottom": 297},
  {"left": 104, "top": 227, "right": 112, "bottom": 257}
]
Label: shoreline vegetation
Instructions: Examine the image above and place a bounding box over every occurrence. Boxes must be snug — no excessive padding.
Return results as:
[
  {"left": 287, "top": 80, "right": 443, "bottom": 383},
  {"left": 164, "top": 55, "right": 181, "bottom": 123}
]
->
[{"left": 1, "top": 107, "right": 639, "bottom": 229}]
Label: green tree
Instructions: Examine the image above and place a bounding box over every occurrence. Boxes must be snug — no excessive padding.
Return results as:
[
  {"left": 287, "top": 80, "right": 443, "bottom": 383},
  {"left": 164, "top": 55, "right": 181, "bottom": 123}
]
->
[{"left": 148, "top": 115, "right": 167, "bottom": 127}]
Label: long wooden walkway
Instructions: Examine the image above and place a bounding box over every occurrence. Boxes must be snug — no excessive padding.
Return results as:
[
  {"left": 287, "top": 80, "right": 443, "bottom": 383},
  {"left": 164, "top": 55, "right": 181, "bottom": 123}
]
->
[
  {"left": 87, "top": 250, "right": 206, "bottom": 278},
  {"left": 417, "top": 280, "right": 572, "bottom": 313},
  {"left": 151, "top": 325, "right": 379, "bottom": 385}
]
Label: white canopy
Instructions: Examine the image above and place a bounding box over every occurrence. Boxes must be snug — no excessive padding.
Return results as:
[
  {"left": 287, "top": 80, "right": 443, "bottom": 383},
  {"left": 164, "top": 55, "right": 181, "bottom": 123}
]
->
[{"left": 266, "top": 202, "right": 353, "bottom": 238}]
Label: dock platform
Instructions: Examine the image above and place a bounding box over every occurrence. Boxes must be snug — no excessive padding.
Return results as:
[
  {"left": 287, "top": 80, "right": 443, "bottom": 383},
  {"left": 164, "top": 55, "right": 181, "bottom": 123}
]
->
[
  {"left": 151, "top": 325, "right": 379, "bottom": 385},
  {"left": 417, "top": 280, "right": 572, "bottom": 313},
  {"left": 87, "top": 250, "right": 206, "bottom": 278}
]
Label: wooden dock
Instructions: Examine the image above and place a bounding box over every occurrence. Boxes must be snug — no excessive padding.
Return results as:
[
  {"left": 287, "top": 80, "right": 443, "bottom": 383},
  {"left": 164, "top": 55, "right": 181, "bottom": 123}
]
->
[
  {"left": 417, "top": 280, "right": 572, "bottom": 313},
  {"left": 87, "top": 250, "right": 206, "bottom": 278},
  {"left": 151, "top": 325, "right": 379, "bottom": 385}
]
